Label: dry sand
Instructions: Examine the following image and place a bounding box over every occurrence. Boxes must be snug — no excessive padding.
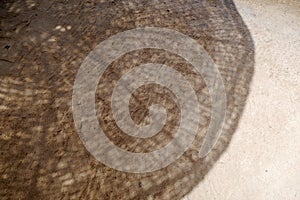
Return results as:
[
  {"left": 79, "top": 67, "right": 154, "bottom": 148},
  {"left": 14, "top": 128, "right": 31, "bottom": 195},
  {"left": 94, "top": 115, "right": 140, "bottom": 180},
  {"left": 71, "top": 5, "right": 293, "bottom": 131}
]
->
[
  {"left": 0, "top": 0, "right": 299, "bottom": 199},
  {"left": 185, "top": 0, "right": 300, "bottom": 199}
]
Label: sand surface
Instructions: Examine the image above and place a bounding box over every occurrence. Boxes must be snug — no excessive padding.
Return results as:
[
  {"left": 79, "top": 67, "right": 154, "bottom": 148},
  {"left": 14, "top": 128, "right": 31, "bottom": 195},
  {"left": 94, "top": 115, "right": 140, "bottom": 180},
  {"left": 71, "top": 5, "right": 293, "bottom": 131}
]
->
[
  {"left": 185, "top": 0, "right": 300, "bottom": 199},
  {"left": 0, "top": 0, "right": 299, "bottom": 199}
]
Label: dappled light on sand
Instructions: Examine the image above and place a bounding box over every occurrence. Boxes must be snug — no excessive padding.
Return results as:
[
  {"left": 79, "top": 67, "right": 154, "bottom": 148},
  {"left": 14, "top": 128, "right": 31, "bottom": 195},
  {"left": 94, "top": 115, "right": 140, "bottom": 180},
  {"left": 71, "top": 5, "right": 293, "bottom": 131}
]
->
[{"left": 0, "top": 0, "right": 254, "bottom": 199}]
